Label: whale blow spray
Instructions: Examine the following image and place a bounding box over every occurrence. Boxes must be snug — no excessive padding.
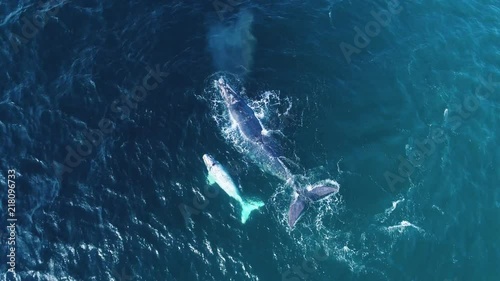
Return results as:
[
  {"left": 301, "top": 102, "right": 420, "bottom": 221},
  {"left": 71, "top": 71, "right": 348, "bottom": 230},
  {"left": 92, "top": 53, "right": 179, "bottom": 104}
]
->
[{"left": 208, "top": 9, "right": 256, "bottom": 77}]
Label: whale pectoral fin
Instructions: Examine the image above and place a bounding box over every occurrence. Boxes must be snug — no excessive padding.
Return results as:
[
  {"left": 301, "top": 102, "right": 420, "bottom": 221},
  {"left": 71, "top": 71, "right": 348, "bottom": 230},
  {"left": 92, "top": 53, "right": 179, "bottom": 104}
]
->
[
  {"left": 288, "top": 197, "right": 307, "bottom": 228},
  {"left": 206, "top": 174, "right": 216, "bottom": 185}
]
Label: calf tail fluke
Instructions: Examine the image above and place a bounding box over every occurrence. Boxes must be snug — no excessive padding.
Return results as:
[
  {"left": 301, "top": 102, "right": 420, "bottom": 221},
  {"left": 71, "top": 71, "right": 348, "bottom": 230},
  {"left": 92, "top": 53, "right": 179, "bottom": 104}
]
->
[{"left": 240, "top": 199, "right": 265, "bottom": 223}]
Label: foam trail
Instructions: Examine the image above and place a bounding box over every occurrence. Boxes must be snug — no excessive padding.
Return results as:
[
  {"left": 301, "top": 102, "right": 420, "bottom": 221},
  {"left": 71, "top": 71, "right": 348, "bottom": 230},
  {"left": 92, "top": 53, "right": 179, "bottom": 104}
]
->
[
  {"left": 386, "top": 199, "right": 404, "bottom": 216},
  {"left": 208, "top": 9, "right": 256, "bottom": 78}
]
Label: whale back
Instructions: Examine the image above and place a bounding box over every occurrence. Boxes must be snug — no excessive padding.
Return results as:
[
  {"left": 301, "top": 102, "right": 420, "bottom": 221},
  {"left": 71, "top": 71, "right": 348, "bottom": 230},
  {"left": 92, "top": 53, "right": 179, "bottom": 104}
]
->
[
  {"left": 229, "top": 100, "right": 263, "bottom": 142},
  {"left": 223, "top": 84, "right": 290, "bottom": 181}
]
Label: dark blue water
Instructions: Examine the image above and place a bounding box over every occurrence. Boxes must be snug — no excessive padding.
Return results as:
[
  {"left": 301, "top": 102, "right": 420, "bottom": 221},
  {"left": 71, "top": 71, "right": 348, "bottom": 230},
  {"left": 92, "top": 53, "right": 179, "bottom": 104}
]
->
[{"left": 0, "top": 0, "right": 499, "bottom": 280}]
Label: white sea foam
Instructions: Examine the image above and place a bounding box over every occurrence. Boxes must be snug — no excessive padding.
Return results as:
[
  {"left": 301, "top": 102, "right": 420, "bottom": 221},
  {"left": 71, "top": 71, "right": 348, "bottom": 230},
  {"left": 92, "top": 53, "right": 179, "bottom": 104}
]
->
[{"left": 387, "top": 220, "right": 424, "bottom": 234}]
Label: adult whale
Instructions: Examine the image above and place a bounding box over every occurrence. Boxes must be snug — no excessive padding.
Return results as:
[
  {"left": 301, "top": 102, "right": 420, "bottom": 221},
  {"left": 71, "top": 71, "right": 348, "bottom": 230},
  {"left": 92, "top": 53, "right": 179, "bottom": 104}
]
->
[{"left": 215, "top": 77, "right": 339, "bottom": 227}]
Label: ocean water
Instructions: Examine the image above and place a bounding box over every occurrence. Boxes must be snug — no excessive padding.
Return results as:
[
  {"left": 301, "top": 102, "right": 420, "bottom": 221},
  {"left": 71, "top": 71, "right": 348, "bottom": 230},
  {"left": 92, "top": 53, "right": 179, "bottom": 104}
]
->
[{"left": 0, "top": 0, "right": 499, "bottom": 280}]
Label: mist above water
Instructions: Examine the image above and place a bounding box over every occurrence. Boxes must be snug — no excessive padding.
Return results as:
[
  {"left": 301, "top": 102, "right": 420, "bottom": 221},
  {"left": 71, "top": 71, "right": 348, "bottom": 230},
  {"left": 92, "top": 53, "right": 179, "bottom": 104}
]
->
[{"left": 207, "top": 9, "right": 256, "bottom": 78}]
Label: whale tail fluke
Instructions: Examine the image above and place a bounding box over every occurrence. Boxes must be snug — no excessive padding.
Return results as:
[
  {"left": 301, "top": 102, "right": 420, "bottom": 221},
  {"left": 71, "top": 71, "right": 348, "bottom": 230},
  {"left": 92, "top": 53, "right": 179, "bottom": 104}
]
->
[
  {"left": 288, "top": 185, "right": 340, "bottom": 228},
  {"left": 240, "top": 199, "right": 265, "bottom": 223},
  {"left": 288, "top": 196, "right": 307, "bottom": 228},
  {"left": 306, "top": 185, "right": 339, "bottom": 201}
]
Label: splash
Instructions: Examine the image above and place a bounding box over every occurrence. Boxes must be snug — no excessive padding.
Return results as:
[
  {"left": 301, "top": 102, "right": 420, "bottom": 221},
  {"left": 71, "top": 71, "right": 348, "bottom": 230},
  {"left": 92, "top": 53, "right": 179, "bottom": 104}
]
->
[{"left": 387, "top": 220, "right": 424, "bottom": 234}]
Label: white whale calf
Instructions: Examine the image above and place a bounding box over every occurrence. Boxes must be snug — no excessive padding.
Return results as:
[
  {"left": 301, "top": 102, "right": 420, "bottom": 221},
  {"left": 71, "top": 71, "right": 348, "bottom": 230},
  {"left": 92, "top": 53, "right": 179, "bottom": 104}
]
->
[{"left": 202, "top": 154, "right": 264, "bottom": 223}]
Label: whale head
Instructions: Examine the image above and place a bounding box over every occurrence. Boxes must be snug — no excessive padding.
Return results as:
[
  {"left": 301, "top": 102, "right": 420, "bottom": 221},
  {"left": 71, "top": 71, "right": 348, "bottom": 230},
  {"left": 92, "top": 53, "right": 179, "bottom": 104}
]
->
[
  {"left": 216, "top": 77, "right": 238, "bottom": 105},
  {"left": 202, "top": 154, "right": 218, "bottom": 169}
]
